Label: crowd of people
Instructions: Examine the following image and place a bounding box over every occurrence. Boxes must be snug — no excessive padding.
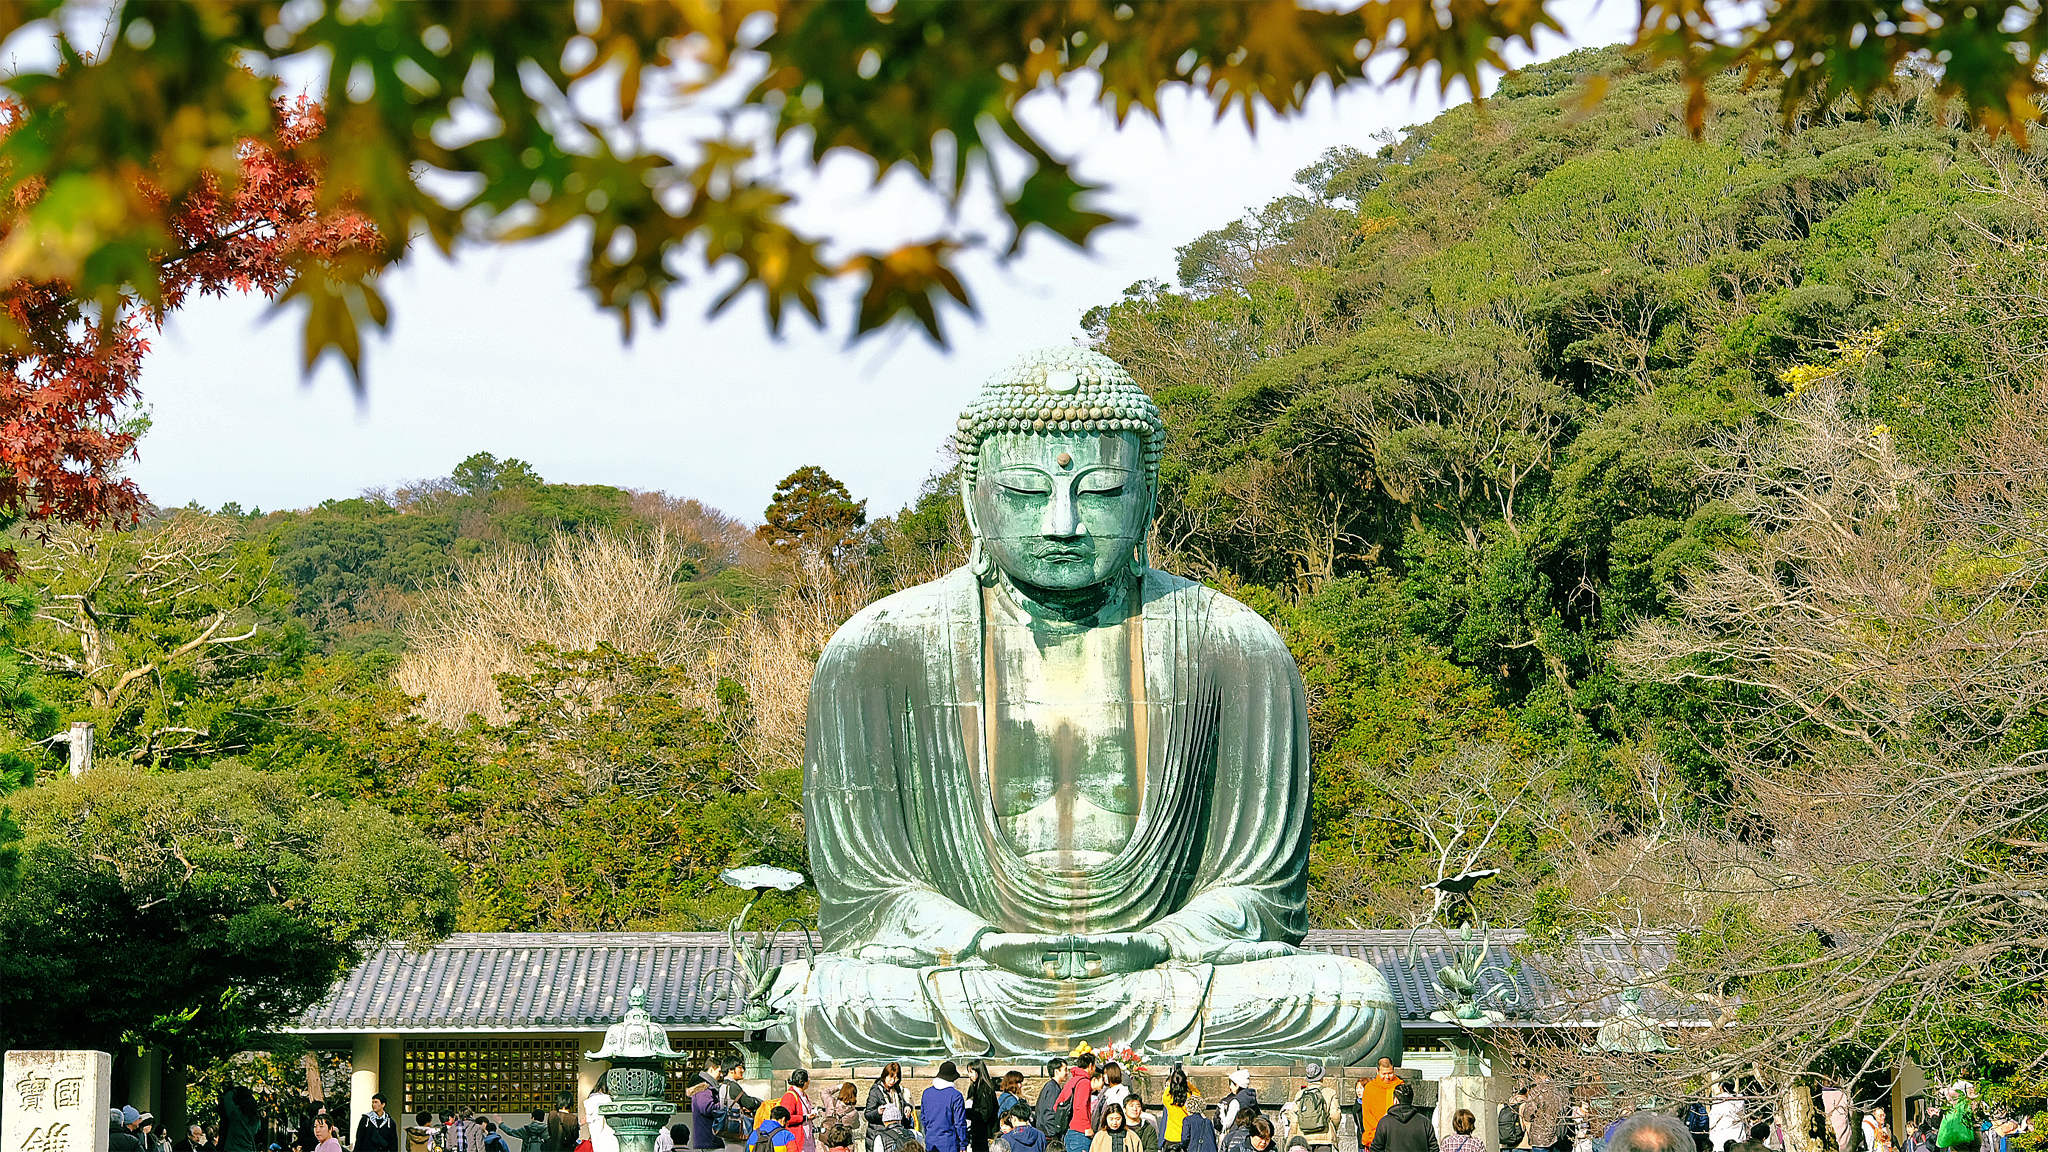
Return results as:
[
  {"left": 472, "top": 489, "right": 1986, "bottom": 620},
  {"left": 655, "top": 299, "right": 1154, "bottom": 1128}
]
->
[
  {"left": 171, "top": 1061, "right": 2027, "bottom": 1152},
  {"left": 644, "top": 1052, "right": 1434, "bottom": 1152}
]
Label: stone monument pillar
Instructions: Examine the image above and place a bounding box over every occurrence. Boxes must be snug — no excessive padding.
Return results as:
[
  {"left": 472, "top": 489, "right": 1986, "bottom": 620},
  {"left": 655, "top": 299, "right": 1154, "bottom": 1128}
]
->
[
  {"left": 1432, "top": 1037, "right": 1498, "bottom": 1148},
  {"left": 5, "top": 1050, "right": 114, "bottom": 1152}
]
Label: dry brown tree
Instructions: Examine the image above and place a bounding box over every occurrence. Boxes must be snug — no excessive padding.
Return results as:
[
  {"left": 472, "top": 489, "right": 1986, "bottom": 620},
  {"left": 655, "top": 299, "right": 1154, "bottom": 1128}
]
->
[
  {"left": 398, "top": 528, "right": 714, "bottom": 725},
  {"left": 1494, "top": 376, "right": 2048, "bottom": 1125}
]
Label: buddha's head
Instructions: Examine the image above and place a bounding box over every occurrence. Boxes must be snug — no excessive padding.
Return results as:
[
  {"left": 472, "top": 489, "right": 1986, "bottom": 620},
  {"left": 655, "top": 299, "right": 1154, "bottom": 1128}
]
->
[{"left": 953, "top": 347, "right": 1165, "bottom": 592}]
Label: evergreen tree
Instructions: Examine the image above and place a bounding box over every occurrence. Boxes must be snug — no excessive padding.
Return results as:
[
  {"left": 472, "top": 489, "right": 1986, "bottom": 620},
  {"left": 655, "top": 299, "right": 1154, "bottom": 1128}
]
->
[{"left": 758, "top": 466, "right": 868, "bottom": 552}]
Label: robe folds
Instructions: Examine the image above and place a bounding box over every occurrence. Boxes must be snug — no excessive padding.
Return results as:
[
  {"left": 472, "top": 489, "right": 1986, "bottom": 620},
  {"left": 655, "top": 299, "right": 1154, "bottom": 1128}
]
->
[{"left": 769, "top": 566, "right": 1399, "bottom": 1063}]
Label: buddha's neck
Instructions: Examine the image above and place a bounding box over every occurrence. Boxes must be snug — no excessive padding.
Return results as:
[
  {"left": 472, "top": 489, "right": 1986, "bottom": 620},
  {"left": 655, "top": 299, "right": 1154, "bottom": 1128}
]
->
[{"left": 995, "top": 570, "right": 1132, "bottom": 627}]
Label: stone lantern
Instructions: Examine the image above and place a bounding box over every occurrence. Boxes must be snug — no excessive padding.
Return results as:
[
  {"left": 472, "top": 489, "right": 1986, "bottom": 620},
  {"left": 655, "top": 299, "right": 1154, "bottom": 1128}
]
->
[{"left": 588, "top": 986, "right": 686, "bottom": 1152}]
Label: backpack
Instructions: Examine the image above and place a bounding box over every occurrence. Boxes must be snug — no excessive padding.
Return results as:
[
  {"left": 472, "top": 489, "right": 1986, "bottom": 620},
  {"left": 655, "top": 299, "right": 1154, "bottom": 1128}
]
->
[
  {"left": 1050, "top": 1083, "right": 1076, "bottom": 1136},
  {"left": 1936, "top": 1106, "right": 1977, "bottom": 1151},
  {"left": 1497, "top": 1105, "right": 1525, "bottom": 1150},
  {"left": 1295, "top": 1090, "right": 1330, "bottom": 1136}
]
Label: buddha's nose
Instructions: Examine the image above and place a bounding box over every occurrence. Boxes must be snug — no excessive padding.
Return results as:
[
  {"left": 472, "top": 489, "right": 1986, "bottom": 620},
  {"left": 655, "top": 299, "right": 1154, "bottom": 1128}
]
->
[{"left": 1041, "top": 481, "right": 1082, "bottom": 538}]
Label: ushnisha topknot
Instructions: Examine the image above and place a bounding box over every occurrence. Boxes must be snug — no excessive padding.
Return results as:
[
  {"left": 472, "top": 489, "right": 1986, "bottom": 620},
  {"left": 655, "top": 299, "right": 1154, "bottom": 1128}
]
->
[{"left": 953, "top": 346, "right": 1166, "bottom": 493}]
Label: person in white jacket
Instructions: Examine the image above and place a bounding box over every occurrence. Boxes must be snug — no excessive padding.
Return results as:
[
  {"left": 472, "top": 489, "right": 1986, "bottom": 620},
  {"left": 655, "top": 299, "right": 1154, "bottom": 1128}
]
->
[
  {"left": 1708, "top": 1087, "right": 1744, "bottom": 1152},
  {"left": 585, "top": 1092, "right": 619, "bottom": 1152}
]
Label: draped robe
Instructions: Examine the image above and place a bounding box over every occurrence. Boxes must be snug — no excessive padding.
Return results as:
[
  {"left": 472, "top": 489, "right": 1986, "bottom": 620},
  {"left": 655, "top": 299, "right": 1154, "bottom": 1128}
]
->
[{"left": 769, "top": 566, "right": 1399, "bottom": 1063}]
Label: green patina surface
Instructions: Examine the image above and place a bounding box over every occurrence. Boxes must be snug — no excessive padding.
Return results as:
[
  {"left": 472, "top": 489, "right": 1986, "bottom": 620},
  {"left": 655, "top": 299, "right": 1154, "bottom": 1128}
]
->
[{"left": 769, "top": 349, "right": 1402, "bottom": 1064}]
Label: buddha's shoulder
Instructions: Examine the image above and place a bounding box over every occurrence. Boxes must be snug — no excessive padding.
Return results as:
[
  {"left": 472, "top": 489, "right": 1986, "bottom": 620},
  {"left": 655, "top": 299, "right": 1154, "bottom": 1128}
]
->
[
  {"left": 823, "top": 566, "right": 977, "bottom": 653},
  {"left": 1142, "top": 570, "right": 1289, "bottom": 654}
]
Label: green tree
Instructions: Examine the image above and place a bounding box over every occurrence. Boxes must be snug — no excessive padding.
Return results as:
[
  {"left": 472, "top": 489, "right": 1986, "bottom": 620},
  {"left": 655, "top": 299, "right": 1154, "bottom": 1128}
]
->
[
  {"left": 0, "top": 766, "right": 456, "bottom": 1060},
  {"left": 274, "top": 646, "right": 805, "bottom": 931},
  {"left": 4, "top": 512, "right": 297, "bottom": 770},
  {"left": 758, "top": 466, "right": 868, "bottom": 554},
  {"left": 450, "top": 452, "right": 543, "bottom": 497}
]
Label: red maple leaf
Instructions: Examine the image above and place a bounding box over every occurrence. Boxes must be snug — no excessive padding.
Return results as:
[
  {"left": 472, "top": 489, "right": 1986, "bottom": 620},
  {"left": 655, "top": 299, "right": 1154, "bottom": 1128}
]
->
[{"left": 0, "top": 96, "right": 376, "bottom": 574}]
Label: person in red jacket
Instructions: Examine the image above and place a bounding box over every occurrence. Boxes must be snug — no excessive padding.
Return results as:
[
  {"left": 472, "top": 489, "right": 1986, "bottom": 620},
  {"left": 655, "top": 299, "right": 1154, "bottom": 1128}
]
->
[
  {"left": 1055, "top": 1056, "right": 1099, "bottom": 1152},
  {"left": 779, "top": 1073, "right": 813, "bottom": 1152}
]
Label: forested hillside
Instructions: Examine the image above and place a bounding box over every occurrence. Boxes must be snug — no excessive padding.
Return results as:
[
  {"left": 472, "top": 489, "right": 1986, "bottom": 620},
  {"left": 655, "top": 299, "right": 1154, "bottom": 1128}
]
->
[
  {"left": 5, "top": 47, "right": 2048, "bottom": 1087},
  {"left": 1088, "top": 45, "right": 2048, "bottom": 928}
]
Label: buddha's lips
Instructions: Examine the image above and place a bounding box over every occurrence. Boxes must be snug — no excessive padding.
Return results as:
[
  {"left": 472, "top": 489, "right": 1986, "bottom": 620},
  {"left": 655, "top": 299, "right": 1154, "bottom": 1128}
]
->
[{"left": 1031, "top": 545, "right": 1094, "bottom": 561}]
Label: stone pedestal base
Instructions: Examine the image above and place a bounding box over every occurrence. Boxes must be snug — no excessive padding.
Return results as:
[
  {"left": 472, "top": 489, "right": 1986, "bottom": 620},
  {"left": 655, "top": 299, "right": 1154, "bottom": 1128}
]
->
[{"left": 1432, "top": 1076, "right": 1501, "bottom": 1148}]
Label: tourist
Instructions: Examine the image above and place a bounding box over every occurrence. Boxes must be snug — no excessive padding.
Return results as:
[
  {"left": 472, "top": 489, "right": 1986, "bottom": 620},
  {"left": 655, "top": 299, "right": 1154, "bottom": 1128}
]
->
[
  {"left": 589, "top": 1087, "right": 620, "bottom": 1152},
  {"left": 1035, "top": 1063, "right": 1070, "bottom": 1137},
  {"left": 179, "top": 1124, "right": 214, "bottom": 1152},
  {"left": 1497, "top": 1092, "right": 1526, "bottom": 1152},
  {"left": 446, "top": 1114, "right": 478, "bottom": 1152},
  {"left": 1521, "top": 1078, "right": 1569, "bottom": 1152},
  {"left": 1090, "top": 1104, "right": 1136, "bottom": 1152},
  {"left": 312, "top": 1117, "right": 343, "bottom": 1152},
  {"left": 1055, "top": 1056, "right": 1098, "bottom": 1152},
  {"left": 355, "top": 1096, "right": 399, "bottom": 1152},
  {"left": 1864, "top": 1108, "right": 1895, "bottom": 1152},
  {"left": 1102, "top": 1068, "right": 1131, "bottom": 1118},
  {"left": 1161, "top": 1067, "right": 1203, "bottom": 1152},
  {"left": 1729, "top": 1122, "right": 1771, "bottom": 1152},
  {"left": 1439, "top": 1113, "right": 1482, "bottom": 1152},
  {"left": 217, "top": 1093, "right": 265, "bottom": 1152},
  {"left": 1220, "top": 1072, "right": 1259, "bottom": 1135},
  {"left": 1244, "top": 1119, "right": 1276, "bottom": 1152},
  {"left": 1176, "top": 1105, "right": 1216, "bottom": 1152},
  {"left": 1281, "top": 1064, "right": 1338, "bottom": 1150},
  {"left": 1222, "top": 1108, "right": 1262, "bottom": 1152},
  {"left": 1904, "top": 1124, "right": 1933, "bottom": 1152},
  {"left": 692, "top": 1074, "right": 729, "bottom": 1152},
  {"left": 508, "top": 1113, "right": 549, "bottom": 1152},
  {"left": 1708, "top": 1087, "right": 1743, "bottom": 1152},
  {"left": 1568, "top": 1100, "right": 1593, "bottom": 1152},
  {"left": 820, "top": 1084, "right": 863, "bottom": 1148},
  {"left": 822, "top": 1127, "right": 854, "bottom": 1152},
  {"left": 968, "top": 1062, "right": 1002, "bottom": 1152},
  {"left": 297, "top": 1107, "right": 331, "bottom": 1152},
  {"left": 866, "top": 1065, "right": 913, "bottom": 1152},
  {"left": 751, "top": 1109, "right": 797, "bottom": 1152},
  {"left": 695, "top": 1058, "right": 727, "bottom": 1095},
  {"left": 1004, "top": 1108, "right": 1049, "bottom": 1152},
  {"left": 776, "top": 1071, "right": 814, "bottom": 1152},
  {"left": 113, "top": 1111, "right": 146, "bottom": 1152},
  {"left": 1366, "top": 1085, "right": 1435, "bottom": 1152},
  {"left": 407, "top": 1114, "right": 437, "bottom": 1152},
  {"left": 551, "top": 1094, "right": 581, "bottom": 1152},
  {"left": 1606, "top": 1115, "right": 1693, "bottom": 1152},
  {"left": 654, "top": 1126, "right": 679, "bottom": 1152},
  {"left": 1936, "top": 1085, "right": 1979, "bottom": 1152},
  {"left": 998, "top": 1074, "right": 1026, "bottom": 1123},
  {"left": 487, "top": 1122, "right": 515, "bottom": 1152},
  {"left": 1358, "top": 1064, "right": 1398, "bottom": 1152},
  {"left": 1123, "top": 1100, "right": 1159, "bottom": 1152},
  {"left": 924, "top": 1062, "right": 971, "bottom": 1152},
  {"left": 722, "top": 1065, "right": 761, "bottom": 1142},
  {"left": 1981, "top": 1106, "right": 2021, "bottom": 1152}
]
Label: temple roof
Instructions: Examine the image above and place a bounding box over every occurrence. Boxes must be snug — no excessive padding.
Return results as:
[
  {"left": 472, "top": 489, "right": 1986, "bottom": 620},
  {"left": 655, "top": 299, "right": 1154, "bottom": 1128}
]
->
[{"left": 290, "top": 928, "right": 1679, "bottom": 1035}]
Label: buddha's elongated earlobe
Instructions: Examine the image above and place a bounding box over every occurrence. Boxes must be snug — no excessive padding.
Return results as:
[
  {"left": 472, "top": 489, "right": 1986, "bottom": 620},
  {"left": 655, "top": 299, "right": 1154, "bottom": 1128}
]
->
[
  {"left": 961, "top": 474, "right": 995, "bottom": 582},
  {"left": 1130, "top": 492, "right": 1156, "bottom": 577}
]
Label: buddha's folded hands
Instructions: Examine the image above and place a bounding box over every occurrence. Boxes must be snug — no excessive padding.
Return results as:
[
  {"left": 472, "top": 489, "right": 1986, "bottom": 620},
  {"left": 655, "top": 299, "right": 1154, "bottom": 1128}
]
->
[{"left": 977, "top": 931, "right": 1171, "bottom": 978}]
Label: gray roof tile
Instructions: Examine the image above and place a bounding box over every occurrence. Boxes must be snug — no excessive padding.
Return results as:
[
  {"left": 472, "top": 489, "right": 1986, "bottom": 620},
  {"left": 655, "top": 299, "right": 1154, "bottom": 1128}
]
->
[{"left": 292, "top": 929, "right": 1672, "bottom": 1034}]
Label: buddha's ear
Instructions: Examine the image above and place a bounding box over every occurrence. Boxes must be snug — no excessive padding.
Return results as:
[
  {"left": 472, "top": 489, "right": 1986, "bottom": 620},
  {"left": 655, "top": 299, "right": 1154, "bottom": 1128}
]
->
[
  {"left": 1130, "top": 488, "right": 1158, "bottom": 577},
  {"left": 959, "top": 469, "right": 994, "bottom": 581}
]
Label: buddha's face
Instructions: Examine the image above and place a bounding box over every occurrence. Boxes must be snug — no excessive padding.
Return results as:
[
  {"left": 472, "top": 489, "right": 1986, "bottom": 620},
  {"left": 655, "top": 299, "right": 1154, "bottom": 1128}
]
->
[{"left": 972, "top": 430, "right": 1148, "bottom": 591}]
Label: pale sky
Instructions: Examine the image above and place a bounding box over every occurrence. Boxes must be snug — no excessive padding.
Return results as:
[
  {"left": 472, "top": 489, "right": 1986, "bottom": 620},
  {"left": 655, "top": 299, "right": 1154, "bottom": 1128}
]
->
[{"left": 121, "top": 4, "right": 1637, "bottom": 523}]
